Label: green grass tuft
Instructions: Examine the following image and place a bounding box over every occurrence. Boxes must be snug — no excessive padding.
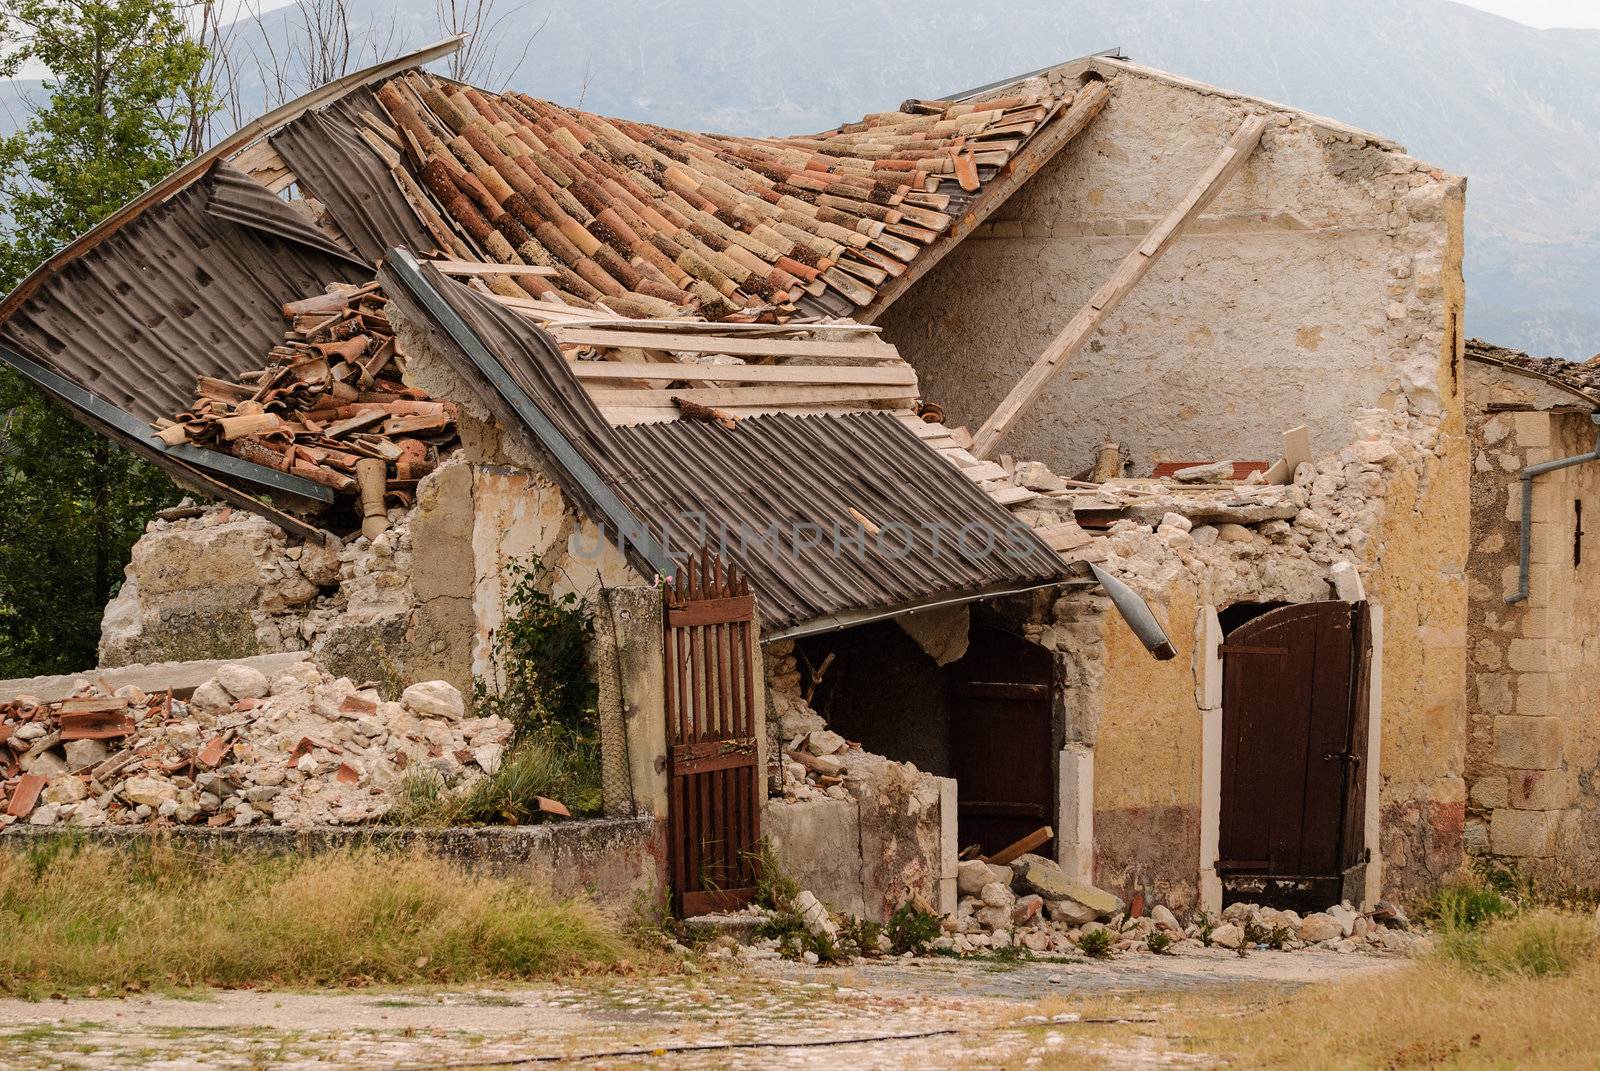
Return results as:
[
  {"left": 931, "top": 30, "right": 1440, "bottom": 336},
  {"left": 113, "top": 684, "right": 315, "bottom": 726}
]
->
[{"left": 0, "top": 843, "right": 648, "bottom": 997}]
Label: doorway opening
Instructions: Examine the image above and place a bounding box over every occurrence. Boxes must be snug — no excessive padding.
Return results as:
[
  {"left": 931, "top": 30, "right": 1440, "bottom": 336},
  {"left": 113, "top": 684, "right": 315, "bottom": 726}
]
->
[{"left": 798, "top": 611, "right": 1058, "bottom": 860}]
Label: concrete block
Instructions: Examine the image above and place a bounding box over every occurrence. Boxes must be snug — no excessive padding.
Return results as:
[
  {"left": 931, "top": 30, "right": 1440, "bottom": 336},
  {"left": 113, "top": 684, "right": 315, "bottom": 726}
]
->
[
  {"left": 1057, "top": 744, "right": 1094, "bottom": 884},
  {"left": 1512, "top": 411, "right": 1551, "bottom": 449},
  {"left": 1195, "top": 606, "right": 1222, "bottom": 710},
  {"left": 762, "top": 796, "right": 865, "bottom": 918},
  {"left": 937, "top": 776, "right": 959, "bottom": 882},
  {"left": 1489, "top": 808, "right": 1559, "bottom": 858},
  {"left": 1493, "top": 716, "right": 1564, "bottom": 770},
  {"left": 1, "top": 651, "right": 309, "bottom": 704}
]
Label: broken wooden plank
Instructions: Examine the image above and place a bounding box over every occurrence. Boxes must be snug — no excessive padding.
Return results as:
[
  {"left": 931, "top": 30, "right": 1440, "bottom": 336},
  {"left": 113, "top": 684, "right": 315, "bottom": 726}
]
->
[
  {"left": 571, "top": 362, "right": 917, "bottom": 386},
  {"left": 970, "top": 113, "right": 1269, "bottom": 458},
  {"left": 425, "top": 258, "right": 557, "bottom": 277},
  {"left": 546, "top": 328, "right": 901, "bottom": 362},
  {"left": 987, "top": 825, "right": 1054, "bottom": 865},
  {"left": 547, "top": 318, "right": 882, "bottom": 335},
  {"left": 587, "top": 384, "right": 917, "bottom": 409}
]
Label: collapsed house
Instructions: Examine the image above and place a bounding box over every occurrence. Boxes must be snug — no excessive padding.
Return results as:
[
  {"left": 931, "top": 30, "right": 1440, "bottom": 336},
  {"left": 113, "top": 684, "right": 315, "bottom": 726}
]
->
[{"left": 0, "top": 38, "right": 1472, "bottom": 918}]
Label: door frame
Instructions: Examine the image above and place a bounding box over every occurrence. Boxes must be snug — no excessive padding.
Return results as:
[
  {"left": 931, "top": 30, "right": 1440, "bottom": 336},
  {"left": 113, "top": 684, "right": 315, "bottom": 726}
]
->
[{"left": 1197, "top": 601, "right": 1384, "bottom": 912}]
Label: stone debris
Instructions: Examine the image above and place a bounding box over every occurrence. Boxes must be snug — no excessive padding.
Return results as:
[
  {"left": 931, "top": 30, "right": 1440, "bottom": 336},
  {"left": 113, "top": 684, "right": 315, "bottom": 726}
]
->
[{"left": 0, "top": 666, "right": 510, "bottom": 829}]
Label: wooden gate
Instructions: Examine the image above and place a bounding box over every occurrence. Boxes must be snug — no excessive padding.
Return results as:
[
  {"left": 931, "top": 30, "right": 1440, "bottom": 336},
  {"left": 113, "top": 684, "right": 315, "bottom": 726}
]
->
[
  {"left": 664, "top": 551, "right": 762, "bottom": 916},
  {"left": 1218, "top": 601, "right": 1373, "bottom": 908},
  {"left": 947, "top": 625, "right": 1056, "bottom": 858}
]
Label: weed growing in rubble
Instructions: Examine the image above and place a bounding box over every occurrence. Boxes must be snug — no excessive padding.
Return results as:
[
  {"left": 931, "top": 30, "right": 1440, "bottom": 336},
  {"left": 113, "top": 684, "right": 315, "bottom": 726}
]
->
[
  {"left": 751, "top": 838, "right": 800, "bottom": 911},
  {"left": 0, "top": 844, "right": 649, "bottom": 996},
  {"left": 886, "top": 903, "right": 944, "bottom": 955},
  {"left": 475, "top": 554, "right": 598, "bottom": 748},
  {"left": 1146, "top": 930, "right": 1174, "bottom": 955},
  {"left": 389, "top": 736, "right": 602, "bottom": 825},
  {"left": 1076, "top": 928, "right": 1113, "bottom": 959}
]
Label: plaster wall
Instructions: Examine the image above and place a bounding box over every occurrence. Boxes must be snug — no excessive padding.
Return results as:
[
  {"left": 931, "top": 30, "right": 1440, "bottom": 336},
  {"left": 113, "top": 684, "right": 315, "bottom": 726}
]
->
[{"left": 878, "top": 64, "right": 1460, "bottom": 478}]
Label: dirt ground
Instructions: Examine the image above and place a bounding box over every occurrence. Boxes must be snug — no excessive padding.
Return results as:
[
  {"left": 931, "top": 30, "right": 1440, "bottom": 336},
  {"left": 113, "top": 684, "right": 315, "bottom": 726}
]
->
[{"left": 0, "top": 947, "right": 1398, "bottom": 1070}]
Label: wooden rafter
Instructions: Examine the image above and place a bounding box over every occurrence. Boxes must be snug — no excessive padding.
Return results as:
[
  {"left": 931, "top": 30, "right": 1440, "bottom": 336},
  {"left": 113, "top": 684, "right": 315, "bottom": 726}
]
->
[{"left": 971, "top": 114, "right": 1270, "bottom": 458}]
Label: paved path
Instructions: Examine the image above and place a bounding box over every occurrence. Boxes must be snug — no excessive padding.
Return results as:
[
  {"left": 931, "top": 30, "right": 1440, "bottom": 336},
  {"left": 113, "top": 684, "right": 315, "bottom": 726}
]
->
[{"left": 0, "top": 948, "right": 1399, "bottom": 1070}]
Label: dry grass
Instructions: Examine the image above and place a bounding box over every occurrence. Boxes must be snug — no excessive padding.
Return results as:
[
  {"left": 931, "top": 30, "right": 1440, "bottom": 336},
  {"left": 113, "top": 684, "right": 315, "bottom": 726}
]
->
[
  {"left": 1028, "top": 913, "right": 1600, "bottom": 1070},
  {"left": 0, "top": 842, "right": 651, "bottom": 997}
]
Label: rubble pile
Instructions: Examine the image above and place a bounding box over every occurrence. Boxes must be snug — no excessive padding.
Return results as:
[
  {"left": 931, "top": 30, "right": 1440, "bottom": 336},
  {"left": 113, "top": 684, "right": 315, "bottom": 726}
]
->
[
  {"left": 702, "top": 861, "right": 1425, "bottom": 967},
  {"left": 153, "top": 281, "right": 458, "bottom": 532},
  {"left": 937, "top": 855, "right": 1424, "bottom": 958},
  {"left": 0, "top": 666, "right": 511, "bottom": 830}
]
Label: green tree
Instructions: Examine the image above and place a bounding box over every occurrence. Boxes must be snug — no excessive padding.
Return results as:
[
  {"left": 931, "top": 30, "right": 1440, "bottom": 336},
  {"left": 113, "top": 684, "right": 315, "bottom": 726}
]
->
[{"left": 0, "top": 0, "right": 213, "bottom": 675}]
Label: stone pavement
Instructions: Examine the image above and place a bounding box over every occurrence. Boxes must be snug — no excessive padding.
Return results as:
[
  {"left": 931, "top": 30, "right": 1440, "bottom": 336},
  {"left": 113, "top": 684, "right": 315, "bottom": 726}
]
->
[{"left": 0, "top": 948, "right": 1397, "bottom": 1070}]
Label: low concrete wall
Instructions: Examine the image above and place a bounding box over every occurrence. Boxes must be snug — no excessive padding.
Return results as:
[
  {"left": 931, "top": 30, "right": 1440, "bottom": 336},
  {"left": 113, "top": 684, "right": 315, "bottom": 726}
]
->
[
  {"left": 1, "top": 817, "right": 664, "bottom": 906},
  {"left": 0, "top": 651, "right": 310, "bottom": 703}
]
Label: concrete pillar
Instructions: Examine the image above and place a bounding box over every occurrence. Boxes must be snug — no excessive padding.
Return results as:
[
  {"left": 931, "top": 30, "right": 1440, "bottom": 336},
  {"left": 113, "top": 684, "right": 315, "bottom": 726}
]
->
[
  {"left": 1196, "top": 606, "right": 1223, "bottom": 914},
  {"left": 592, "top": 585, "right": 667, "bottom": 818},
  {"left": 937, "top": 775, "right": 959, "bottom": 914},
  {"left": 1362, "top": 604, "right": 1384, "bottom": 909},
  {"left": 1056, "top": 743, "right": 1094, "bottom": 883}
]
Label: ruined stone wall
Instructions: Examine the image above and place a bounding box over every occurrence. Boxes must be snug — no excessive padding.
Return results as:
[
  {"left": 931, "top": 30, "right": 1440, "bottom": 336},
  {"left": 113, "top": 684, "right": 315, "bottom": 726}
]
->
[
  {"left": 103, "top": 302, "right": 640, "bottom": 702},
  {"left": 1038, "top": 408, "right": 1465, "bottom": 907},
  {"left": 878, "top": 60, "right": 1462, "bottom": 476},
  {"left": 878, "top": 60, "right": 1469, "bottom": 904},
  {"left": 761, "top": 640, "right": 956, "bottom": 921},
  {"left": 1465, "top": 404, "right": 1600, "bottom": 883}
]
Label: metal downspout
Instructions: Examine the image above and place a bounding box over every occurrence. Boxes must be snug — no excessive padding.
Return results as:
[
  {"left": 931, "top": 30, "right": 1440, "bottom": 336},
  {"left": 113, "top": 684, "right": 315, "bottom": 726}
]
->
[{"left": 1507, "top": 414, "right": 1600, "bottom": 605}]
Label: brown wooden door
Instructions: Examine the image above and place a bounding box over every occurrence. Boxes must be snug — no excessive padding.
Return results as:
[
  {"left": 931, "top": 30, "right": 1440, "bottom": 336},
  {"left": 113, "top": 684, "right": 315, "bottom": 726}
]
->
[
  {"left": 664, "top": 552, "right": 761, "bottom": 916},
  {"left": 1218, "top": 601, "right": 1371, "bottom": 901},
  {"left": 947, "top": 626, "right": 1055, "bottom": 858}
]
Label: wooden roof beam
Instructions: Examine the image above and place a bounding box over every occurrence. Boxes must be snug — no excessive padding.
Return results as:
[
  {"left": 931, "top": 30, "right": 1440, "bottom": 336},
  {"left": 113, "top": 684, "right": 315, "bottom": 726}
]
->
[{"left": 971, "top": 113, "right": 1270, "bottom": 459}]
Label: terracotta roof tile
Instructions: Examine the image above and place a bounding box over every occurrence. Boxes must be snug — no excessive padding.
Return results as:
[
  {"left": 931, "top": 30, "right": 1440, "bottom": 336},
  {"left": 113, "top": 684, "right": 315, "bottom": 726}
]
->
[{"left": 362, "top": 71, "right": 1079, "bottom": 320}]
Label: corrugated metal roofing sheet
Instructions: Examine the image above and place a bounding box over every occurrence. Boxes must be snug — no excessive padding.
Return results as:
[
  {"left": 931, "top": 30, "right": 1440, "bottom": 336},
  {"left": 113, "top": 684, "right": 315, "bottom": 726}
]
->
[
  {"left": 205, "top": 164, "right": 368, "bottom": 268},
  {"left": 0, "top": 166, "right": 373, "bottom": 423},
  {"left": 271, "top": 88, "right": 436, "bottom": 265},
  {"left": 382, "top": 259, "right": 1066, "bottom": 631},
  {"left": 611, "top": 412, "right": 1068, "bottom": 631}
]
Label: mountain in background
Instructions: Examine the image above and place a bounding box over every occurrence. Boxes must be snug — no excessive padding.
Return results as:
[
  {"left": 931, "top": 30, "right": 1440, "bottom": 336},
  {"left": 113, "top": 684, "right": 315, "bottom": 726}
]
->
[{"left": 6, "top": 0, "right": 1598, "bottom": 357}]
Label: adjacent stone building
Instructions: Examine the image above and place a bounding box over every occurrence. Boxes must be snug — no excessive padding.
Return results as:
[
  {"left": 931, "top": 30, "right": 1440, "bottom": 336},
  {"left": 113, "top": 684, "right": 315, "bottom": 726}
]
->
[{"left": 1462, "top": 341, "right": 1600, "bottom": 880}]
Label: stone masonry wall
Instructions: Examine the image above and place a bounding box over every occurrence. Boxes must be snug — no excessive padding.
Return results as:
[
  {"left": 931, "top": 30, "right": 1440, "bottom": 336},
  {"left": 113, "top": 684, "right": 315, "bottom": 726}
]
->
[
  {"left": 879, "top": 60, "right": 1463, "bottom": 475},
  {"left": 1465, "top": 405, "right": 1600, "bottom": 882},
  {"left": 878, "top": 60, "right": 1469, "bottom": 904},
  {"left": 1035, "top": 407, "right": 1465, "bottom": 907}
]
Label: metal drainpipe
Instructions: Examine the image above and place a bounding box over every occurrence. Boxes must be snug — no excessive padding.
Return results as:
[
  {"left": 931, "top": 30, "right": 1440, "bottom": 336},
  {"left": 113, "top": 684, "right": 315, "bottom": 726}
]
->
[{"left": 1507, "top": 413, "right": 1600, "bottom": 605}]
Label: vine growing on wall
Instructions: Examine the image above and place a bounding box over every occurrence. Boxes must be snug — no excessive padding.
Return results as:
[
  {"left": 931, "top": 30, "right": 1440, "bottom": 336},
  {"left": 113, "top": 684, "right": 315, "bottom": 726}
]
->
[{"left": 474, "top": 554, "right": 599, "bottom": 749}]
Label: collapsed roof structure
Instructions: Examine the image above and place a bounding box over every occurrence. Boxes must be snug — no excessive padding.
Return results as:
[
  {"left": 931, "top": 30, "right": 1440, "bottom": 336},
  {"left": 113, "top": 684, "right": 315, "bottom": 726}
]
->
[{"left": 0, "top": 35, "right": 1112, "bottom": 637}]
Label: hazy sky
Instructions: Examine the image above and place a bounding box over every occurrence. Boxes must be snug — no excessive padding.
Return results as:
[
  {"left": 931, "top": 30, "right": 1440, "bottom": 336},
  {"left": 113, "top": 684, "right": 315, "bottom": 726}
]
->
[
  {"left": 205, "top": 0, "right": 1600, "bottom": 32},
  {"left": 1456, "top": 0, "right": 1600, "bottom": 27}
]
